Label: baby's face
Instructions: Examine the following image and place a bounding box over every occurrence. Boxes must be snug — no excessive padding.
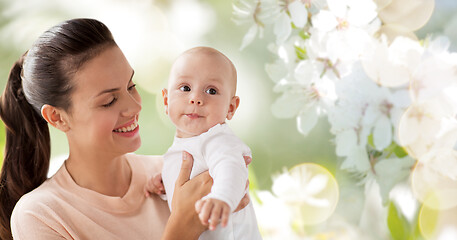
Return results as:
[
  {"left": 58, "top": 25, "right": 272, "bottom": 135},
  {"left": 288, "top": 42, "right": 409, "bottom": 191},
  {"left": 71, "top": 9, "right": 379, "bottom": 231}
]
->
[{"left": 164, "top": 51, "right": 238, "bottom": 138}]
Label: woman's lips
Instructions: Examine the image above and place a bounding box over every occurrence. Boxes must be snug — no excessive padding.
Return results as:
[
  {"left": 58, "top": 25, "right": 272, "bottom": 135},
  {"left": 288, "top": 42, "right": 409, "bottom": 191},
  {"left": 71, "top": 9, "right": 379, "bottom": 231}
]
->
[{"left": 113, "top": 125, "right": 140, "bottom": 137}]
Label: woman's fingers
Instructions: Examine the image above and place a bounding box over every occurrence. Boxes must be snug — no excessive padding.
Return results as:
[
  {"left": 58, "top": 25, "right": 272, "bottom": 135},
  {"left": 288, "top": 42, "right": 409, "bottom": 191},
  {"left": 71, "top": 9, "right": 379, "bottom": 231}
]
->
[
  {"left": 243, "top": 155, "right": 252, "bottom": 166},
  {"left": 234, "top": 194, "right": 250, "bottom": 212},
  {"left": 192, "top": 171, "right": 213, "bottom": 193},
  {"left": 175, "top": 151, "right": 194, "bottom": 187}
]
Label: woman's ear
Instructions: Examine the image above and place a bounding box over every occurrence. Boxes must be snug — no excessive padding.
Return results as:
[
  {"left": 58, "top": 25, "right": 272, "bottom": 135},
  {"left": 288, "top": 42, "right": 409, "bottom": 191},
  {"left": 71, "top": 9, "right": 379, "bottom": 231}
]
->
[
  {"left": 162, "top": 88, "right": 169, "bottom": 115},
  {"left": 226, "top": 96, "right": 240, "bottom": 120},
  {"left": 41, "top": 104, "right": 70, "bottom": 132}
]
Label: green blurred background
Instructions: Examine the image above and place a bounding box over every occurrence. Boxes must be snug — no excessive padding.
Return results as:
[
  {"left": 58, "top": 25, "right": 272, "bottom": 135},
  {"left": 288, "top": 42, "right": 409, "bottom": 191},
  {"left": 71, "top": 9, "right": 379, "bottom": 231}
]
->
[{"left": 0, "top": 0, "right": 456, "bottom": 191}]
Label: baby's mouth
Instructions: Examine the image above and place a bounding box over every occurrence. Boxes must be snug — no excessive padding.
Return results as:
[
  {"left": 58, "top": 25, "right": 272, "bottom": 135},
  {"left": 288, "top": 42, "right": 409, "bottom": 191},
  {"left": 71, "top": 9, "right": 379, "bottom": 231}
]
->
[{"left": 185, "top": 113, "right": 201, "bottom": 119}]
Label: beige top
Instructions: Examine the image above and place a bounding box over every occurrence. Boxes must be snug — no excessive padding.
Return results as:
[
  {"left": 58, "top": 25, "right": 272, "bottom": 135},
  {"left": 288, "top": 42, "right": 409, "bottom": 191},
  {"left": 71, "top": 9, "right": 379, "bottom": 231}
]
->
[{"left": 11, "top": 154, "right": 170, "bottom": 240}]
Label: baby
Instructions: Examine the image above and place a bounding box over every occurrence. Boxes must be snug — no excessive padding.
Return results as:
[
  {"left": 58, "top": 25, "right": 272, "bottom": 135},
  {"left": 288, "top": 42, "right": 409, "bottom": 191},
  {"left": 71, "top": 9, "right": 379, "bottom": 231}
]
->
[{"left": 159, "top": 47, "right": 262, "bottom": 240}]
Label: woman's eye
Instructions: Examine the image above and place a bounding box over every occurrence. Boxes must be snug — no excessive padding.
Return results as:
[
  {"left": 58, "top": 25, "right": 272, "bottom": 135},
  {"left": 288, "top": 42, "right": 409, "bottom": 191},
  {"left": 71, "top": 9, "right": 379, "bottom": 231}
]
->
[
  {"left": 128, "top": 84, "right": 137, "bottom": 91},
  {"left": 180, "top": 86, "right": 191, "bottom": 92},
  {"left": 102, "top": 98, "right": 117, "bottom": 107},
  {"left": 206, "top": 88, "right": 217, "bottom": 95}
]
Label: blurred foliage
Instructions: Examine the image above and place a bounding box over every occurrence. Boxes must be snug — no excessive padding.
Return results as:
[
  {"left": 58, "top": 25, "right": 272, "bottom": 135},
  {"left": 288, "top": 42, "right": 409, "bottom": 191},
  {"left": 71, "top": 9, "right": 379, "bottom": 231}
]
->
[{"left": 387, "top": 201, "right": 424, "bottom": 240}]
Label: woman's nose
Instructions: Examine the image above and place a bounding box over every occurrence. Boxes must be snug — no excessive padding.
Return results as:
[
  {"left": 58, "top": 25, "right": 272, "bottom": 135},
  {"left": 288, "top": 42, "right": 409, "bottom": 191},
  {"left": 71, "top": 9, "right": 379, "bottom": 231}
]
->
[{"left": 122, "top": 94, "right": 142, "bottom": 117}]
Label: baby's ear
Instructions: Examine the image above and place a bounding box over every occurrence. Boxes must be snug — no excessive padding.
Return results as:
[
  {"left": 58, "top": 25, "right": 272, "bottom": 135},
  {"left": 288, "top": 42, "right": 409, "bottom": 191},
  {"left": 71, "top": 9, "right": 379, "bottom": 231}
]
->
[
  {"left": 162, "top": 88, "right": 169, "bottom": 114},
  {"left": 226, "top": 96, "right": 240, "bottom": 120}
]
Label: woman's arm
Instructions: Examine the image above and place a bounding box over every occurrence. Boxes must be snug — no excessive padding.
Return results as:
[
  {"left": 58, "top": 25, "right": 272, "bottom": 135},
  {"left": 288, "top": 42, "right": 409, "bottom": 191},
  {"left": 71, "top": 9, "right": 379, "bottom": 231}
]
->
[{"left": 161, "top": 152, "right": 211, "bottom": 240}]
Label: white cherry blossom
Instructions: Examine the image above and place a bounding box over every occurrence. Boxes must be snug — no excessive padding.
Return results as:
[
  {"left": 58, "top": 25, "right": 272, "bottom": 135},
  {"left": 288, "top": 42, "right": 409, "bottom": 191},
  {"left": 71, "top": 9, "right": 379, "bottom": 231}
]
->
[
  {"left": 233, "top": 0, "right": 456, "bottom": 237},
  {"left": 362, "top": 36, "right": 423, "bottom": 87},
  {"left": 377, "top": 0, "right": 435, "bottom": 41},
  {"left": 233, "top": 0, "right": 281, "bottom": 49},
  {"left": 271, "top": 163, "right": 339, "bottom": 225}
]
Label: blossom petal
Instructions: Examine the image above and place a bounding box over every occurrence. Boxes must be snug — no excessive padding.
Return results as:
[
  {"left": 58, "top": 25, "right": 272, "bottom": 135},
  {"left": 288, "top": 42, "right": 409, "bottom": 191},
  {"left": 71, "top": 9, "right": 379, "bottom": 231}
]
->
[
  {"left": 378, "top": 24, "right": 418, "bottom": 42},
  {"left": 240, "top": 24, "right": 258, "bottom": 50},
  {"left": 327, "top": 0, "right": 347, "bottom": 19},
  {"left": 374, "top": 157, "right": 416, "bottom": 204},
  {"left": 341, "top": 145, "right": 370, "bottom": 171},
  {"left": 304, "top": 197, "right": 330, "bottom": 207},
  {"left": 378, "top": 0, "right": 434, "bottom": 31},
  {"left": 265, "top": 59, "right": 288, "bottom": 83},
  {"left": 311, "top": 10, "right": 338, "bottom": 33},
  {"left": 374, "top": 0, "right": 393, "bottom": 10},
  {"left": 288, "top": 1, "right": 307, "bottom": 28},
  {"left": 274, "top": 11, "right": 292, "bottom": 44},
  {"left": 346, "top": 0, "right": 378, "bottom": 26},
  {"left": 335, "top": 130, "right": 358, "bottom": 157},
  {"left": 305, "top": 174, "right": 329, "bottom": 195},
  {"left": 297, "top": 107, "right": 319, "bottom": 136},
  {"left": 271, "top": 92, "right": 307, "bottom": 118},
  {"left": 294, "top": 60, "right": 319, "bottom": 85},
  {"left": 373, "top": 115, "right": 392, "bottom": 151}
]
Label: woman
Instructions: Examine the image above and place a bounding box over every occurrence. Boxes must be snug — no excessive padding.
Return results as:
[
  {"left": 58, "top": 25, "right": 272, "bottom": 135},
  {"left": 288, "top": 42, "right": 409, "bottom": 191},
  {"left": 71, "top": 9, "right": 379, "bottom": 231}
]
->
[{"left": 0, "top": 18, "right": 249, "bottom": 239}]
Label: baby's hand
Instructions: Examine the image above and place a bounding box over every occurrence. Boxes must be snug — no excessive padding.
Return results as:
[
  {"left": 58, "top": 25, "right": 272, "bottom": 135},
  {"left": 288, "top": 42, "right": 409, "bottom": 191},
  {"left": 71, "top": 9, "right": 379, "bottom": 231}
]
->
[
  {"left": 144, "top": 173, "right": 165, "bottom": 197},
  {"left": 195, "top": 198, "right": 231, "bottom": 230}
]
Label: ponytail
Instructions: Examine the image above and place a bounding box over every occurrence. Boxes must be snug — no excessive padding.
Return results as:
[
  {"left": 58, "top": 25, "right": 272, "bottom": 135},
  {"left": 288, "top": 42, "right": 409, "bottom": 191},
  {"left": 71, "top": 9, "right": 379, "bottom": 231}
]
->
[
  {"left": 0, "top": 54, "right": 50, "bottom": 239},
  {"left": 0, "top": 18, "right": 116, "bottom": 239}
]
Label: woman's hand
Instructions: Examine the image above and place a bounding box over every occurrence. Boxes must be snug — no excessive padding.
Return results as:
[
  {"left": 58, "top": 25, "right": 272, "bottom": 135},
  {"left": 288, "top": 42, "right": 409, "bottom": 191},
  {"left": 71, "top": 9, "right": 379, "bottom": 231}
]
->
[
  {"left": 234, "top": 155, "right": 251, "bottom": 212},
  {"left": 162, "top": 152, "right": 212, "bottom": 240},
  {"left": 161, "top": 153, "right": 252, "bottom": 240}
]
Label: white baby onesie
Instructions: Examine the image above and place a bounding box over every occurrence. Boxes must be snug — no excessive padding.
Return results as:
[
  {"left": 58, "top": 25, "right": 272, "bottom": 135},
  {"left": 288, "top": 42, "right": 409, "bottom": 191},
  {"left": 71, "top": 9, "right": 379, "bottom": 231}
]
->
[{"left": 162, "top": 123, "right": 262, "bottom": 240}]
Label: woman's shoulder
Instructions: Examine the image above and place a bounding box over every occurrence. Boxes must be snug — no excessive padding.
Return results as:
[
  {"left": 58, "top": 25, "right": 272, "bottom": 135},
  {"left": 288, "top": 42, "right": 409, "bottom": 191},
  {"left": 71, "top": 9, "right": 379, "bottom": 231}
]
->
[
  {"left": 11, "top": 179, "right": 65, "bottom": 237},
  {"left": 12, "top": 179, "right": 61, "bottom": 216}
]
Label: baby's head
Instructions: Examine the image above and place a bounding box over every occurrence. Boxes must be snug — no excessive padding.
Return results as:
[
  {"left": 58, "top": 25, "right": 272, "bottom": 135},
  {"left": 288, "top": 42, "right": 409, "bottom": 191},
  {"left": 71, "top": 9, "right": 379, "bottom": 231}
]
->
[{"left": 162, "top": 47, "right": 240, "bottom": 138}]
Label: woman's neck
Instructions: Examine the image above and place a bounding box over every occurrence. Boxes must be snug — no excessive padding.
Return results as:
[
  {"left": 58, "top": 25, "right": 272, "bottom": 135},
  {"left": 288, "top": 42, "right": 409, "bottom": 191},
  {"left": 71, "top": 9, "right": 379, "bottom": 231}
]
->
[{"left": 65, "top": 151, "right": 132, "bottom": 197}]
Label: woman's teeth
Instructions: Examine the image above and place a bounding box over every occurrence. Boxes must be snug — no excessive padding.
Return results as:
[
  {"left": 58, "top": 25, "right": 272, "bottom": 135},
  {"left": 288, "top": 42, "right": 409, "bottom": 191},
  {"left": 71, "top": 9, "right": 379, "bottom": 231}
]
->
[{"left": 113, "top": 121, "right": 138, "bottom": 133}]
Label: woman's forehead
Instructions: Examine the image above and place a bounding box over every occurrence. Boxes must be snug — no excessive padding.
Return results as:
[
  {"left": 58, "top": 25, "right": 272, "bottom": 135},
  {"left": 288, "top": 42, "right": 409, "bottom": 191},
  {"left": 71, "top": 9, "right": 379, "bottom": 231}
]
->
[{"left": 72, "top": 46, "right": 133, "bottom": 97}]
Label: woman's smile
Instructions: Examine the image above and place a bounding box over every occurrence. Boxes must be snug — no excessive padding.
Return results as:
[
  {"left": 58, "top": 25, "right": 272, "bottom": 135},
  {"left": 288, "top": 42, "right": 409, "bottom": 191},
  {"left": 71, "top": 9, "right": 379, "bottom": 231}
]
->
[{"left": 113, "top": 118, "right": 140, "bottom": 137}]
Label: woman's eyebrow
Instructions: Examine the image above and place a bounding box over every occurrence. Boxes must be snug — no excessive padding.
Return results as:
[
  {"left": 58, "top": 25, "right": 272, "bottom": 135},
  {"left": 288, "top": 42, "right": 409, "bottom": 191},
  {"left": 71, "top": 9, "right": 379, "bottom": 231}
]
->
[{"left": 96, "top": 70, "right": 135, "bottom": 97}]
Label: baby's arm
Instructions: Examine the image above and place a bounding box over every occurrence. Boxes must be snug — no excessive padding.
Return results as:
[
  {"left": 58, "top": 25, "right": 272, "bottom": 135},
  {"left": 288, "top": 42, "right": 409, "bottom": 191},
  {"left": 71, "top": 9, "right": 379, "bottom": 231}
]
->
[{"left": 197, "top": 134, "right": 250, "bottom": 229}]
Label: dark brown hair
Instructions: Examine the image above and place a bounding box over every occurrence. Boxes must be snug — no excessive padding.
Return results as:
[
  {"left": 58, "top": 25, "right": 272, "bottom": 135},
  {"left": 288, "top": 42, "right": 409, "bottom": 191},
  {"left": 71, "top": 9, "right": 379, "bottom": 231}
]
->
[{"left": 0, "top": 18, "right": 116, "bottom": 239}]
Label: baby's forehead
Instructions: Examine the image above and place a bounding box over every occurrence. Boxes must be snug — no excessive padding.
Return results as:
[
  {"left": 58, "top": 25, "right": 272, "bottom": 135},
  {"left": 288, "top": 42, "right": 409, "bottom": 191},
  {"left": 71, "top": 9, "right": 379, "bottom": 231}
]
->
[
  {"left": 175, "top": 49, "right": 235, "bottom": 75},
  {"left": 170, "top": 47, "right": 238, "bottom": 92},
  {"left": 181, "top": 48, "right": 228, "bottom": 64}
]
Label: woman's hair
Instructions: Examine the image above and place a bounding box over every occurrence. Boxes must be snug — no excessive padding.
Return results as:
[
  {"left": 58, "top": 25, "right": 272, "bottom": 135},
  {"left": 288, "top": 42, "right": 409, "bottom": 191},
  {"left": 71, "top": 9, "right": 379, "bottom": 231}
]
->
[{"left": 0, "top": 18, "right": 116, "bottom": 239}]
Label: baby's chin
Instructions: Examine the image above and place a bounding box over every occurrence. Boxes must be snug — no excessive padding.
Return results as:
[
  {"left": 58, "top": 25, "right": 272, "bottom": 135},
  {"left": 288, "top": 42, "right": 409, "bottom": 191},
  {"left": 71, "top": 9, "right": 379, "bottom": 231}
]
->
[{"left": 176, "top": 128, "right": 209, "bottom": 138}]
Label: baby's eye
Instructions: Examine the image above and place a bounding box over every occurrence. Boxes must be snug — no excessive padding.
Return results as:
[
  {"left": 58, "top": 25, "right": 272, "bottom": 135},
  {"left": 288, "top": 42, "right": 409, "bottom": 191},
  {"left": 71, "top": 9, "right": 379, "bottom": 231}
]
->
[
  {"left": 206, "top": 88, "right": 217, "bottom": 95},
  {"left": 180, "top": 86, "right": 191, "bottom": 92}
]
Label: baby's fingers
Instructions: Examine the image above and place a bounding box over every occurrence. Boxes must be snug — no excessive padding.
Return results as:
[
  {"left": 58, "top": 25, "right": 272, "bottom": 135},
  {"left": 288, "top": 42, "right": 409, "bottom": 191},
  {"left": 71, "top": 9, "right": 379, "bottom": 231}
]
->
[
  {"left": 221, "top": 206, "right": 230, "bottom": 228},
  {"left": 153, "top": 173, "right": 165, "bottom": 194},
  {"left": 209, "top": 205, "right": 222, "bottom": 231},
  {"left": 198, "top": 201, "right": 213, "bottom": 226},
  {"left": 195, "top": 199, "right": 203, "bottom": 214}
]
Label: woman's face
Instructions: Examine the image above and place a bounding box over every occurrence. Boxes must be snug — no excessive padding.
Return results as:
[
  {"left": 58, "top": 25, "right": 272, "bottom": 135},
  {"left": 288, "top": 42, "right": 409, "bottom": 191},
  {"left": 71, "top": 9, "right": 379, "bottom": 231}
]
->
[{"left": 64, "top": 45, "right": 142, "bottom": 157}]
